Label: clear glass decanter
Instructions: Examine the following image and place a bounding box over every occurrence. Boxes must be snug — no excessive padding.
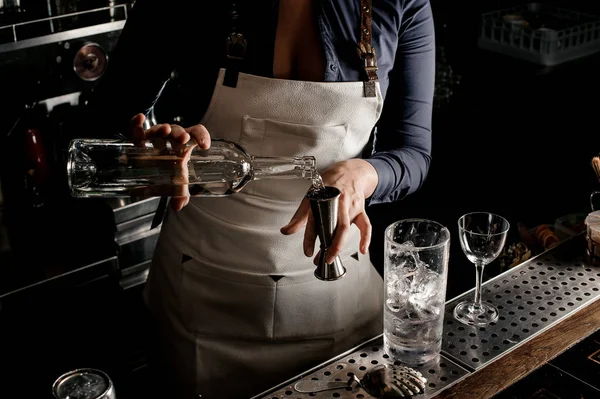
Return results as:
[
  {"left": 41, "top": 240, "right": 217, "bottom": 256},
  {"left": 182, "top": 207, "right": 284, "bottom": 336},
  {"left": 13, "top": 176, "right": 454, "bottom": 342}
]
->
[{"left": 67, "top": 138, "right": 318, "bottom": 198}]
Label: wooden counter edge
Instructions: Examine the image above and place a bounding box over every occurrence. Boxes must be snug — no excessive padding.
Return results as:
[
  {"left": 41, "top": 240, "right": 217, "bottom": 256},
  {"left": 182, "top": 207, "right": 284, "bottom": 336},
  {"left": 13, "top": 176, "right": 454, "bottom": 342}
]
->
[{"left": 434, "top": 297, "right": 600, "bottom": 399}]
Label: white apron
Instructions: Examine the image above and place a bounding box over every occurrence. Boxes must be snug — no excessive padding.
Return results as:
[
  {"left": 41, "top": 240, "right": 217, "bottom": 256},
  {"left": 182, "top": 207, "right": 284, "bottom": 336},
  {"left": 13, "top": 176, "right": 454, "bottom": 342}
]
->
[{"left": 144, "top": 66, "right": 385, "bottom": 397}]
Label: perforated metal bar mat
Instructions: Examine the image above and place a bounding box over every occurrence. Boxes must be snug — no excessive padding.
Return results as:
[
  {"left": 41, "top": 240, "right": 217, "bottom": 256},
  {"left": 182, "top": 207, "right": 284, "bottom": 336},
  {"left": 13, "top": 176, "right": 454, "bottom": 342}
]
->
[
  {"left": 255, "top": 236, "right": 600, "bottom": 399},
  {"left": 253, "top": 335, "right": 469, "bottom": 399},
  {"left": 441, "top": 245, "right": 600, "bottom": 371}
]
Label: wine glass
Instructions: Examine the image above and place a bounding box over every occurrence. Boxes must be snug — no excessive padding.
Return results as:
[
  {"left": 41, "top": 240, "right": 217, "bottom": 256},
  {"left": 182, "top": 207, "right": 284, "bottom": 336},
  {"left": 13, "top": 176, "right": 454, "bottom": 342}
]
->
[{"left": 454, "top": 212, "right": 510, "bottom": 326}]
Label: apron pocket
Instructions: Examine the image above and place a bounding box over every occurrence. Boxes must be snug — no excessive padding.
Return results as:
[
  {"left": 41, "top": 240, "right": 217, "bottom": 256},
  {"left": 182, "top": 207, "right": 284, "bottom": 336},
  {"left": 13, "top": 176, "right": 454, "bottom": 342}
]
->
[
  {"left": 180, "top": 256, "right": 277, "bottom": 339},
  {"left": 240, "top": 116, "right": 350, "bottom": 200},
  {"left": 272, "top": 253, "right": 360, "bottom": 339},
  {"left": 181, "top": 252, "right": 365, "bottom": 341}
]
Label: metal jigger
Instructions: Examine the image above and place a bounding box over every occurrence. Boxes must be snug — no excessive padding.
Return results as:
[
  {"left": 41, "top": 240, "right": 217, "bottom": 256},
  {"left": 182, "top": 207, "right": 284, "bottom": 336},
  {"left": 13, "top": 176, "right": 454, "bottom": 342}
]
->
[{"left": 307, "top": 186, "right": 346, "bottom": 281}]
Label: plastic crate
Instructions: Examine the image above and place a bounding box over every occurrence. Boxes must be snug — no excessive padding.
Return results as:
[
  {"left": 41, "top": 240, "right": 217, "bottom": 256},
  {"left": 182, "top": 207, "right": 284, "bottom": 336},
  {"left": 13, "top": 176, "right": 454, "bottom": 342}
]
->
[{"left": 478, "top": 2, "right": 600, "bottom": 66}]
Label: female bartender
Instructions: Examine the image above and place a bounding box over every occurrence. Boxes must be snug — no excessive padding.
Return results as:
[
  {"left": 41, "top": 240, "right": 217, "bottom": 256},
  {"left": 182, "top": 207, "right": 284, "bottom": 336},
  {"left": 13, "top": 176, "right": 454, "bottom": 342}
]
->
[{"left": 88, "top": 0, "right": 435, "bottom": 397}]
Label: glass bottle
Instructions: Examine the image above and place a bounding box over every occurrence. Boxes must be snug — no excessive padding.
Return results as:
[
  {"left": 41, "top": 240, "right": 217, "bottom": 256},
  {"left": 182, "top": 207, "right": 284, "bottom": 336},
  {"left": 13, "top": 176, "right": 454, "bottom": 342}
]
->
[{"left": 67, "top": 138, "right": 318, "bottom": 198}]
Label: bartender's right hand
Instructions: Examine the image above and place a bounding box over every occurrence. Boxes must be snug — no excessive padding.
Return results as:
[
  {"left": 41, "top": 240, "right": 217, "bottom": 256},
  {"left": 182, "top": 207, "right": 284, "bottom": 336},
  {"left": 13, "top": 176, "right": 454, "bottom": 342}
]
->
[{"left": 130, "top": 113, "right": 211, "bottom": 211}]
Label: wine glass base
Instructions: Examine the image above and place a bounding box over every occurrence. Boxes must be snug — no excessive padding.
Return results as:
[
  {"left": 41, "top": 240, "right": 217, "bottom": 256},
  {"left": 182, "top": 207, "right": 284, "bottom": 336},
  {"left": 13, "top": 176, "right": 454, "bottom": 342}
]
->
[{"left": 453, "top": 300, "right": 499, "bottom": 326}]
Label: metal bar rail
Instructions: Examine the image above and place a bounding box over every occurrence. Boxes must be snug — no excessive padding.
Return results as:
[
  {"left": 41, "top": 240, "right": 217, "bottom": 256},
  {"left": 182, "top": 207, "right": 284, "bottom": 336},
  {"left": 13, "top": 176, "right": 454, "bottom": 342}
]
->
[{"left": 0, "top": 4, "right": 128, "bottom": 43}]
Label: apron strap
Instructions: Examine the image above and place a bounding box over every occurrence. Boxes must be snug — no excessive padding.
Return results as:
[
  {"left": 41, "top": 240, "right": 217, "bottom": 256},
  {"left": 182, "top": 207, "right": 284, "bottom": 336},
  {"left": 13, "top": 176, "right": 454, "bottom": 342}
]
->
[
  {"left": 357, "top": 0, "right": 379, "bottom": 98},
  {"left": 150, "top": 196, "right": 170, "bottom": 230},
  {"left": 224, "top": 2, "right": 248, "bottom": 88},
  {"left": 223, "top": 1, "right": 377, "bottom": 96}
]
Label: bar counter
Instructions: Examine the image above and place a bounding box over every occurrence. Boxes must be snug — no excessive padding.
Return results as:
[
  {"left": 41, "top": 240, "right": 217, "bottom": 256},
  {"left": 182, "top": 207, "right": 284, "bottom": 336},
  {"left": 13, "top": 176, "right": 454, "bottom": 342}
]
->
[
  {"left": 1, "top": 211, "right": 597, "bottom": 399},
  {"left": 252, "top": 232, "right": 600, "bottom": 398}
]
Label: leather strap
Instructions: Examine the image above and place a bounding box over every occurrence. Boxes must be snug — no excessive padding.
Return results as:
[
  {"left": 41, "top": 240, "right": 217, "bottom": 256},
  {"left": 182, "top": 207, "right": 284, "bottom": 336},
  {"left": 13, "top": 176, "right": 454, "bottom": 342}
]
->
[
  {"left": 224, "top": 2, "right": 247, "bottom": 88},
  {"left": 150, "top": 196, "right": 170, "bottom": 230},
  {"left": 357, "top": 0, "right": 378, "bottom": 97},
  {"left": 224, "top": 1, "right": 378, "bottom": 96}
]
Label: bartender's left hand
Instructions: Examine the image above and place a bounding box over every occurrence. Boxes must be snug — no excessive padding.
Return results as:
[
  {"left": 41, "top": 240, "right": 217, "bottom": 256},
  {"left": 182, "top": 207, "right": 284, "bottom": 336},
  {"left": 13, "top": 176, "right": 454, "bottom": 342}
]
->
[{"left": 280, "top": 159, "right": 378, "bottom": 264}]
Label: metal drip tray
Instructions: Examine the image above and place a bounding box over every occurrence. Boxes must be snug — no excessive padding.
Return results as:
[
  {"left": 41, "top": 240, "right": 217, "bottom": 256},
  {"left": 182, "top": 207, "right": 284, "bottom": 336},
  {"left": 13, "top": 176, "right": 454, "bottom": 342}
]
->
[
  {"left": 256, "top": 235, "right": 600, "bottom": 399},
  {"left": 253, "top": 335, "right": 470, "bottom": 398},
  {"left": 442, "top": 242, "right": 600, "bottom": 371}
]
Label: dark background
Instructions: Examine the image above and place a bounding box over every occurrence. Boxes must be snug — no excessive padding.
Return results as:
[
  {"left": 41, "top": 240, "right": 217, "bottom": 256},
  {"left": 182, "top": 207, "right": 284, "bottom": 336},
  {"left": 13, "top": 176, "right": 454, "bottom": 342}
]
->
[{"left": 368, "top": 0, "right": 600, "bottom": 298}]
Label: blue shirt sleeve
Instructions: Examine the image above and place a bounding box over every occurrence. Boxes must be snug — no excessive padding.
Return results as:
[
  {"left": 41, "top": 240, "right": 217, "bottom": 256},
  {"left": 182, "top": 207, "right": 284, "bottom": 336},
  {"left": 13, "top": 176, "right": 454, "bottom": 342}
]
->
[{"left": 365, "top": 0, "right": 435, "bottom": 205}]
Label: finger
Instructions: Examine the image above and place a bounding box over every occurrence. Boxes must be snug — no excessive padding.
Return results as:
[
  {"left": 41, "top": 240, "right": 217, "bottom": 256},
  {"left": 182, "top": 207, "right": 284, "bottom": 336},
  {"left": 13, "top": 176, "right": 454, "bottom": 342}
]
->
[
  {"left": 175, "top": 142, "right": 196, "bottom": 161},
  {"left": 130, "top": 113, "right": 146, "bottom": 146},
  {"left": 171, "top": 197, "right": 189, "bottom": 211},
  {"left": 327, "top": 198, "right": 351, "bottom": 264},
  {"left": 145, "top": 124, "right": 172, "bottom": 151},
  {"left": 280, "top": 198, "right": 310, "bottom": 235},
  {"left": 151, "top": 137, "right": 168, "bottom": 150},
  {"left": 169, "top": 125, "right": 192, "bottom": 154},
  {"left": 131, "top": 113, "right": 145, "bottom": 127},
  {"left": 172, "top": 154, "right": 191, "bottom": 187},
  {"left": 171, "top": 145, "right": 190, "bottom": 211},
  {"left": 313, "top": 249, "right": 321, "bottom": 266},
  {"left": 144, "top": 123, "right": 171, "bottom": 140},
  {"left": 185, "top": 124, "right": 211, "bottom": 149},
  {"left": 169, "top": 124, "right": 191, "bottom": 144},
  {"left": 303, "top": 209, "right": 317, "bottom": 257},
  {"left": 354, "top": 211, "right": 372, "bottom": 255}
]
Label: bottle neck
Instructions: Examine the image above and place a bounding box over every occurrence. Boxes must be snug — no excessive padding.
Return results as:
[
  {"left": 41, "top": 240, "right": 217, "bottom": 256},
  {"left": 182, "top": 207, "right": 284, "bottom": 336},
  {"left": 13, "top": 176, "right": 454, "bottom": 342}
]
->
[{"left": 251, "top": 156, "right": 317, "bottom": 181}]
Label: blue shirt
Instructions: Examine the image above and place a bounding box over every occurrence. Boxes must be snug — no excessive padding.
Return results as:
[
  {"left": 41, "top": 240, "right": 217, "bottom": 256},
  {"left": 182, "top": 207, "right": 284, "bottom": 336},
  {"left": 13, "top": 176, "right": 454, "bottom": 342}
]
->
[{"left": 88, "top": 0, "right": 435, "bottom": 205}]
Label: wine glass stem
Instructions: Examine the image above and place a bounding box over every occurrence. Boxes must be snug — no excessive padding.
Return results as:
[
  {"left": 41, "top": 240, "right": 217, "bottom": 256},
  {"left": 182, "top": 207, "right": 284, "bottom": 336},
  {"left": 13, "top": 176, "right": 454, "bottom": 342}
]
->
[{"left": 473, "top": 261, "right": 485, "bottom": 311}]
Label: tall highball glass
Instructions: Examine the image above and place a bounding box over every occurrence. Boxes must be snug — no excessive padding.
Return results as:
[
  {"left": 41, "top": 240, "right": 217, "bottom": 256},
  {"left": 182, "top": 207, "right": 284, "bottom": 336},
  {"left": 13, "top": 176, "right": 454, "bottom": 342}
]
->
[{"left": 383, "top": 219, "right": 450, "bottom": 366}]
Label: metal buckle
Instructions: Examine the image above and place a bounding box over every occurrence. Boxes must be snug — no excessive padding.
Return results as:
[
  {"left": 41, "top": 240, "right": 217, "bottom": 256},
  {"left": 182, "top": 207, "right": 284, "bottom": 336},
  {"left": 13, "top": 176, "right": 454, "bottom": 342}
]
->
[
  {"left": 358, "top": 43, "right": 378, "bottom": 72},
  {"left": 226, "top": 32, "right": 247, "bottom": 60},
  {"left": 357, "top": 44, "right": 378, "bottom": 97}
]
